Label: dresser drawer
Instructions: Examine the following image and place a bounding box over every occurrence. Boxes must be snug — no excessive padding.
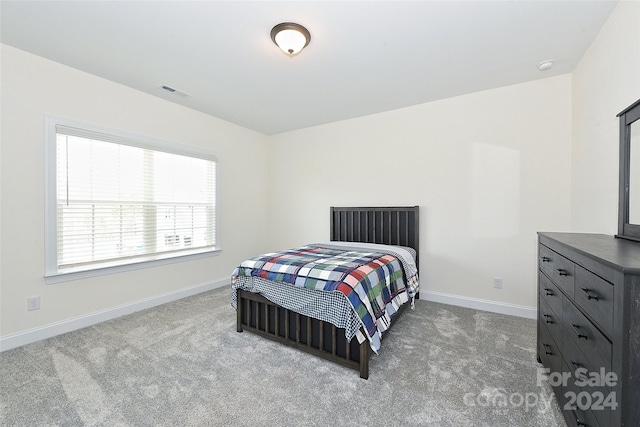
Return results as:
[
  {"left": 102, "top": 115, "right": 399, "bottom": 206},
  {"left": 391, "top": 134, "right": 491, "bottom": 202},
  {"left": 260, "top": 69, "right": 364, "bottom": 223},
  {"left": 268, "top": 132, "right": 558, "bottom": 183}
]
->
[
  {"left": 561, "top": 361, "right": 605, "bottom": 427},
  {"left": 574, "top": 266, "right": 614, "bottom": 337},
  {"left": 539, "top": 319, "right": 562, "bottom": 375},
  {"left": 562, "top": 297, "right": 612, "bottom": 375},
  {"left": 539, "top": 244, "right": 575, "bottom": 297},
  {"left": 562, "top": 333, "right": 613, "bottom": 427},
  {"left": 539, "top": 296, "right": 562, "bottom": 349},
  {"left": 539, "top": 273, "right": 563, "bottom": 318}
]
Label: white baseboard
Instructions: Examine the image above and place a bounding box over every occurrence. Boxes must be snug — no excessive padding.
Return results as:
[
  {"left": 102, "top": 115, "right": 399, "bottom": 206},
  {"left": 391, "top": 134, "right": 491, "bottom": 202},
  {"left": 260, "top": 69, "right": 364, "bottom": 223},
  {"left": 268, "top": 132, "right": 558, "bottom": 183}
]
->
[
  {"left": 420, "top": 290, "right": 537, "bottom": 319},
  {"left": 1, "top": 283, "right": 536, "bottom": 352},
  {"left": 0, "top": 278, "right": 229, "bottom": 352}
]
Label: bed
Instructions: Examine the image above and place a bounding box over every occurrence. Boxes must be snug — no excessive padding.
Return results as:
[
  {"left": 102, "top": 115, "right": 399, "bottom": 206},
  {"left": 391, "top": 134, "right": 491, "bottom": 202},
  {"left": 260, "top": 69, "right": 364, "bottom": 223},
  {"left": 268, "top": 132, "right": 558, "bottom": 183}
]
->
[{"left": 231, "top": 206, "right": 419, "bottom": 379}]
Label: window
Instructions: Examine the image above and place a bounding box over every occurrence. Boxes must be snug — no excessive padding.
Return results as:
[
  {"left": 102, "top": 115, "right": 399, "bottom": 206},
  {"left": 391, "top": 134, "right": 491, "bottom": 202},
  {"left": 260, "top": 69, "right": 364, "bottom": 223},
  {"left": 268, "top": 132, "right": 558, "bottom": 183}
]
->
[{"left": 45, "top": 116, "right": 218, "bottom": 282}]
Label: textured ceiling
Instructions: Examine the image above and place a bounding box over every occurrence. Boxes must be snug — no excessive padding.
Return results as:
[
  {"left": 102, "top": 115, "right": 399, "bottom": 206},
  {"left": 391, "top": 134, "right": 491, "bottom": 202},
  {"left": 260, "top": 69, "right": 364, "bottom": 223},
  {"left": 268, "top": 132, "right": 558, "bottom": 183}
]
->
[{"left": 1, "top": 1, "right": 617, "bottom": 135}]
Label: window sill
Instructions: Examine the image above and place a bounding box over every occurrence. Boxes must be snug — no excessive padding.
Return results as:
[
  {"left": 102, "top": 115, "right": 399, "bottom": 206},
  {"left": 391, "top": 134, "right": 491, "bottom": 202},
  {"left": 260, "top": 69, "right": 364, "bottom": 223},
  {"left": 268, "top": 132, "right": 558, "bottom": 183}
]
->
[{"left": 45, "top": 248, "right": 221, "bottom": 284}]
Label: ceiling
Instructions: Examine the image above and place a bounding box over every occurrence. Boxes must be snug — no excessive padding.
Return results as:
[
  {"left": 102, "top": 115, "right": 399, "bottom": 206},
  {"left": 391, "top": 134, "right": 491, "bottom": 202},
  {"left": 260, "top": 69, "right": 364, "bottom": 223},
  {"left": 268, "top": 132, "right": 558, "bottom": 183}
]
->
[{"left": 1, "top": 1, "right": 617, "bottom": 135}]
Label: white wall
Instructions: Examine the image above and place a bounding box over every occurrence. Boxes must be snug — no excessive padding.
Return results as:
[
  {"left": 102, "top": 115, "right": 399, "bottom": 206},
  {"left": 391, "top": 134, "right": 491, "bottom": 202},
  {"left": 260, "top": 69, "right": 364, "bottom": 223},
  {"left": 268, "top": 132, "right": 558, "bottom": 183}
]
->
[
  {"left": 0, "top": 45, "right": 270, "bottom": 340},
  {"left": 571, "top": 0, "right": 640, "bottom": 233},
  {"left": 268, "top": 75, "right": 573, "bottom": 310}
]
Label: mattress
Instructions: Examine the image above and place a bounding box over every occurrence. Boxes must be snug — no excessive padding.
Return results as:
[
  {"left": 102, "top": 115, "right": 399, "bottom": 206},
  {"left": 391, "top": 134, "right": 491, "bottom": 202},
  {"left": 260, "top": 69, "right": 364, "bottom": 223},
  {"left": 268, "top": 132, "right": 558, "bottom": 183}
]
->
[{"left": 231, "top": 242, "right": 419, "bottom": 353}]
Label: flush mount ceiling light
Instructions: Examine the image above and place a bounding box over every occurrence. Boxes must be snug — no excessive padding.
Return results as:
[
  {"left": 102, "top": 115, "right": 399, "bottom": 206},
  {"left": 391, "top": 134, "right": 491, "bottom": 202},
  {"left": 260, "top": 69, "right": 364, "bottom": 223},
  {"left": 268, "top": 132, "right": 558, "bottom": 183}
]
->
[{"left": 270, "top": 22, "right": 311, "bottom": 57}]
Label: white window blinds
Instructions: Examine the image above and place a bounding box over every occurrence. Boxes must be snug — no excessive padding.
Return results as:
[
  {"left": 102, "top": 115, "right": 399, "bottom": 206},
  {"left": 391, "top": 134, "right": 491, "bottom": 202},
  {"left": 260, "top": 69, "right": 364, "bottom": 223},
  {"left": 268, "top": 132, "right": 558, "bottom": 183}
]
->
[{"left": 52, "top": 123, "right": 217, "bottom": 273}]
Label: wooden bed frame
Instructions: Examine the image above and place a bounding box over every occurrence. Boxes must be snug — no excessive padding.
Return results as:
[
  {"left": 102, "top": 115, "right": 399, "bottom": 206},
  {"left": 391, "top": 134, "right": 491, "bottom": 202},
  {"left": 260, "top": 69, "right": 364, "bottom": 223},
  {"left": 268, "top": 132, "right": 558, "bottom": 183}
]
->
[{"left": 236, "top": 206, "right": 420, "bottom": 379}]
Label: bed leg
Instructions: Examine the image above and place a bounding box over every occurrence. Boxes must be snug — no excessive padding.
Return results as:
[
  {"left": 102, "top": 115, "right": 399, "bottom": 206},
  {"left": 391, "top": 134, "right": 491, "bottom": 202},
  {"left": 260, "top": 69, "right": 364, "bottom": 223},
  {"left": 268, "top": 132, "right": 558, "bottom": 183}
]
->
[
  {"left": 236, "top": 292, "right": 244, "bottom": 333},
  {"left": 359, "top": 343, "right": 370, "bottom": 379}
]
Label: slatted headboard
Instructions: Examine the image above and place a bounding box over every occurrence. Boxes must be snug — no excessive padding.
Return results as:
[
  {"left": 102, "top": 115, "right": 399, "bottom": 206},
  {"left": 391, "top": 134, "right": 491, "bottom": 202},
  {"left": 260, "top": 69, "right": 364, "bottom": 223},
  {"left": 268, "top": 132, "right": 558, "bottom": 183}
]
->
[{"left": 330, "top": 206, "right": 419, "bottom": 269}]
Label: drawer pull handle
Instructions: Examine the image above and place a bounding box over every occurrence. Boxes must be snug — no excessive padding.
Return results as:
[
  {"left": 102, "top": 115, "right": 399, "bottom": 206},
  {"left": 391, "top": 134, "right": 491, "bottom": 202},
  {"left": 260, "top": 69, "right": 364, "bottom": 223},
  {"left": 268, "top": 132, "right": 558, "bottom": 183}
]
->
[
  {"left": 571, "top": 324, "right": 588, "bottom": 340},
  {"left": 571, "top": 411, "right": 588, "bottom": 426},
  {"left": 542, "top": 343, "right": 553, "bottom": 355},
  {"left": 543, "top": 314, "right": 554, "bottom": 324},
  {"left": 580, "top": 287, "right": 599, "bottom": 301},
  {"left": 556, "top": 268, "right": 568, "bottom": 277},
  {"left": 544, "top": 288, "right": 553, "bottom": 296},
  {"left": 572, "top": 365, "right": 589, "bottom": 381},
  {"left": 570, "top": 361, "right": 588, "bottom": 380},
  {"left": 541, "top": 256, "right": 551, "bottom": 263}
]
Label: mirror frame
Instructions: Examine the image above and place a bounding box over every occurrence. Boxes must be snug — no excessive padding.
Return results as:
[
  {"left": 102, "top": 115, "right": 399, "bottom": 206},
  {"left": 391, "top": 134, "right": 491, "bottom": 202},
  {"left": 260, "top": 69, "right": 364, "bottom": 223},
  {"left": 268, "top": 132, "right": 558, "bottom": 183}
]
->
[{"left": 617, "top": 98, "right": 640, "bottom": 242}]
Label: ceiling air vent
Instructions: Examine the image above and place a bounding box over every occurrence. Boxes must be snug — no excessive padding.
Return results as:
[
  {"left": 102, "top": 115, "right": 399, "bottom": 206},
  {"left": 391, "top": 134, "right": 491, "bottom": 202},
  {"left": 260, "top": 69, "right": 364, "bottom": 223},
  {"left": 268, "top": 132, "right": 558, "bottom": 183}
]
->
[{"left": 160, "top": 85, "right": 190, "bottom": 97}]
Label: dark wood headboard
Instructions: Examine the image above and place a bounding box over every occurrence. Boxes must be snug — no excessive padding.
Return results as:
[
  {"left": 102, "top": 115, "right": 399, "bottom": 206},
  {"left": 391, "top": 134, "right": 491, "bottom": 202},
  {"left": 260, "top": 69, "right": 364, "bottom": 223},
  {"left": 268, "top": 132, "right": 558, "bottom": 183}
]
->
[{"left": 330, "top": 206, "right": 419, "bottom": 269}]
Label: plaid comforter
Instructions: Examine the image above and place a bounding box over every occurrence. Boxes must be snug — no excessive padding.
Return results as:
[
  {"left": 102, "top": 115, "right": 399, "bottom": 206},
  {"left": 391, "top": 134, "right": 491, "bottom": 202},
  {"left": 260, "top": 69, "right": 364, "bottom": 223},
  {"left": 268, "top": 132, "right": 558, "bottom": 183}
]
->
[{"left": 231, "top": 245, "right": 419, "bottom": 353}]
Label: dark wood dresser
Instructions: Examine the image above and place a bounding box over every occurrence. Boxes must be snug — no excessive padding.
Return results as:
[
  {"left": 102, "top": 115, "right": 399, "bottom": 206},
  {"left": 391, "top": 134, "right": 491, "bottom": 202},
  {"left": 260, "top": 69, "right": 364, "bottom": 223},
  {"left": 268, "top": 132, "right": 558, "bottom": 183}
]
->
[{"left": 537, "top": 232, "right": 640, "bottom": 427}]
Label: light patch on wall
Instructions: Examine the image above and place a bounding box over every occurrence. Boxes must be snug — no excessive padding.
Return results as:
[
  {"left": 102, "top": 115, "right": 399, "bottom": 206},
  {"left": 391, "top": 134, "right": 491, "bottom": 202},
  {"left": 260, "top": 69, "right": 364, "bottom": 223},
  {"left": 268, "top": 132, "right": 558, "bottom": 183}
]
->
[{"left": 471, "top": 142, "right": 520, "bottom": 238}]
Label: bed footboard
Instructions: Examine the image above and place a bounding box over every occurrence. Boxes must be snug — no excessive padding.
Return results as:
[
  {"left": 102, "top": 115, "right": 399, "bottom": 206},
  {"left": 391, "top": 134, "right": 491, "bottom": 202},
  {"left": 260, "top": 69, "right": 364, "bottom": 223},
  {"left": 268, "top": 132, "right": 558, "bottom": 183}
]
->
[{"left": 236, "top": 289, "right": 371, "bottom": 379}]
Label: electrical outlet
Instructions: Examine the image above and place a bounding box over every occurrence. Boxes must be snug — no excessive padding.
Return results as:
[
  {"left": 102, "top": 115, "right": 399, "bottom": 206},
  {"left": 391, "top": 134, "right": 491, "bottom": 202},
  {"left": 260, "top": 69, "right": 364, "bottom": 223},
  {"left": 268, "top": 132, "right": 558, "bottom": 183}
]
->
[
  {"left": 493, "top": 277, "right": 503, "bottom": 289},
  {"left": 27, "top": 296, "right": 40, "bottom": 311}
]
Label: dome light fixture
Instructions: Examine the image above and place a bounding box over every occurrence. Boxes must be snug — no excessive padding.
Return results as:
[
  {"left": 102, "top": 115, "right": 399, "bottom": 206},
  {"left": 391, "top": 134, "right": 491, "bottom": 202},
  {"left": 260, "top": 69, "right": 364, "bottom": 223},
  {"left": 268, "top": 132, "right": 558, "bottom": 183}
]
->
[{"left": 271, "top": 22, "right": 311, "bottom": 57}]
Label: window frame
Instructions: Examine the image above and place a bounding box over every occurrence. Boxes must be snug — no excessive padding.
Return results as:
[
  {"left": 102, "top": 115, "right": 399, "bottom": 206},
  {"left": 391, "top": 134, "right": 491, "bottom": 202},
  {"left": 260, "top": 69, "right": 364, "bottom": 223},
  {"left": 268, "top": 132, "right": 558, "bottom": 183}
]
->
[{"left": 44, "top": 115, "right": 220, "bottom": 284}]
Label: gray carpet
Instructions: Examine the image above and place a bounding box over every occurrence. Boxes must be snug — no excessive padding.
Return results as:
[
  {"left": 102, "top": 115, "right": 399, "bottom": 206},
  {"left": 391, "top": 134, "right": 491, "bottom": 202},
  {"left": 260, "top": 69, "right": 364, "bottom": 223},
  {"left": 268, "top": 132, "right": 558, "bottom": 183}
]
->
[{"left": 0, "top": 286, "right": 565, "bottom": 426}]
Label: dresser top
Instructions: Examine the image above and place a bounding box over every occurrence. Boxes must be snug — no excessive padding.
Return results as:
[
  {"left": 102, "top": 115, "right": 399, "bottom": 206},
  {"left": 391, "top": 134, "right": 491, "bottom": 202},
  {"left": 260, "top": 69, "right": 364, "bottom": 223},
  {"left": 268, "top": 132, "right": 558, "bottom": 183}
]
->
[{"left": 538, "top": 232, "right": 640, "bottom": 274}]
